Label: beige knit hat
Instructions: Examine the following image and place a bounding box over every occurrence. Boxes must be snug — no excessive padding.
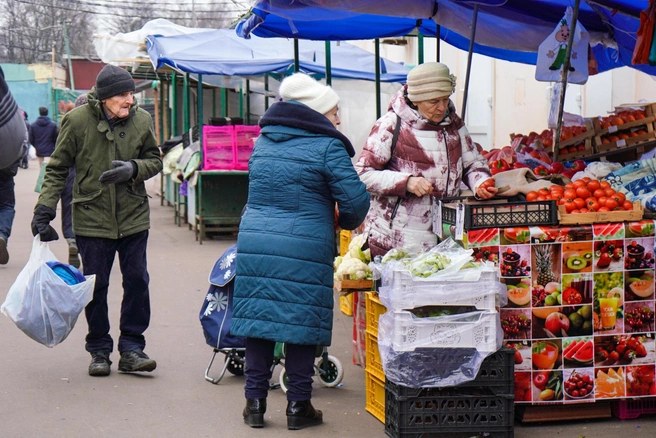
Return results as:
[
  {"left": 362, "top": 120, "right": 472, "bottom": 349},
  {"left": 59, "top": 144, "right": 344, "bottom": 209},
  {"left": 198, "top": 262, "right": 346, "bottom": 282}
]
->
[
  {"left": 406, "top": 62, "right": 456, "bottom": 103},
  {"left": 278, "top": 73, "right": 340, "bottom": 115}
]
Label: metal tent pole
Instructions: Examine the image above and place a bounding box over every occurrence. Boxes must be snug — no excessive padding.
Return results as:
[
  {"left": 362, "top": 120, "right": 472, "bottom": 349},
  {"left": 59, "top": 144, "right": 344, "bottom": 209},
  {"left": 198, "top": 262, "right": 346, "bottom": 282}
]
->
[
  {"left": 325, "top": 41, "right": 332, "bottom": 85},
  {"left": 375, "top": 38, "right": 381, "bottom": 119},
  {"left": 183, "top": 73, "right": 190, "bottom": 132},
  {"left": 461, "top": 4, "right": 479, "bottom": 121},
  {"left": 553, "top": 0, "right": 581, "bottom": 162},
  {"left": 294, "top": 39, "right": 300, "bottom": 72},
  {"left": 171, "top": 72, "right": 178, "bottom": 136}
]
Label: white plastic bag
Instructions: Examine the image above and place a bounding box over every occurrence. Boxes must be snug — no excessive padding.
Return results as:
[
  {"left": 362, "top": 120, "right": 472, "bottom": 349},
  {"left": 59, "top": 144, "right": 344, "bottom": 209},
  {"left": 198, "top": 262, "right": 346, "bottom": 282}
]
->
[
  {"left": 1, "top": 236, "right": 95, "bottom": 347},
  {"left": 28, "top": 145, "right": 37, "bottom": 160}
]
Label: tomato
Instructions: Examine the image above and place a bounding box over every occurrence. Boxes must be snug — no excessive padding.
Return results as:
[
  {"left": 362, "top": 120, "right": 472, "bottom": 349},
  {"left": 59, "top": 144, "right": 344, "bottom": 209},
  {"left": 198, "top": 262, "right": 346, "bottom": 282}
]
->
[
  {"left": 587, "top": 200, "right": 600, "bottom": 212},
  {"left": 593, "top": 189, "right": 606, "bottom": 199},
  {"left": 565, "top": 183, "right": 574, "bottom": 190},
  {"left": 526, "top": 191, "right": 538, "bottom": 202},
  {"left": 598, "top": 196, "right": 608, "bottom": 207},
  {"left": 576, "top": 187, "right": 592, "bottom": 199},
  {"left": 612, "top": 193, "right": 626, "bottom": 204},
  {"left": 573, "top": 198, "right": 586, "bottom": 209},
  {"left": 538, "top": 187, "right": 550, "bottom": 196},
  {"left": 587, "top": 180, "right": 601, "bottom": 191},
  {"left": 581, "top": 176, "right": 591, "bottom": 183},
  {"left": 481, "top": 178, "right": 496, "bottom": 189},
  {"left": 573, "top": 180, "right": 587, "bottom": 189},
  {"left": 579, "top": 208, "right": 589, "bottom": 213},
  {"left": 604, "top": 188, "right": 616, "bottom": 197},
  {"left": 571, "top": 209, "right": 581, "bottom": 214},
  {"left": 564, "top": 189, "right": 577, "bottom": 200},
  {"left": 605, "top": 199, "right": 618, "bottom": 210},
  {"left": 564, "top": 201, "right": 576, "bottom": 213},
  {"left": 537, "top": 195, "right": 547, "bottom": 201},
  {"left": 622, "top": 200, "right": 634, "bottom": 210},
  {"left": 598, "top": 206, "right": 610, "bottom": 212}
]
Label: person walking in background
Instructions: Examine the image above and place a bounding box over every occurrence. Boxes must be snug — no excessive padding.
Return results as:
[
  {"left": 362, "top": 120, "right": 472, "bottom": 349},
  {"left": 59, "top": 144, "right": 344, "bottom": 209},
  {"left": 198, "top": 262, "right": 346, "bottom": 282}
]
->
[
  {"left": 355, "top": 62, "right": 497, "bottom": 259},
  {"left": 29, "top": 106, "right": 58, "bottom": 166},
  {"left": 231, "top": 73, "right": 370, "bottom": 430},
  {"left": 31, "top": 64, "right": 162, "bottom": 376},
  {"left": 19, "top": 110, "right": 30, "bottom": 169},
  {"left": 0, "top": 66, "right": 28, "bottom": 265}
]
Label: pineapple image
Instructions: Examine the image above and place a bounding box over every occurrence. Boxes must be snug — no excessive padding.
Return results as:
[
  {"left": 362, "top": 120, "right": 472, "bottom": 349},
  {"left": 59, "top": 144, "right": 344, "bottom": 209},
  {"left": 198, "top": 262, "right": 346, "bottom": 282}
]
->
[{"left": 535, "top": 244, "right": 556, "bottom": 286}]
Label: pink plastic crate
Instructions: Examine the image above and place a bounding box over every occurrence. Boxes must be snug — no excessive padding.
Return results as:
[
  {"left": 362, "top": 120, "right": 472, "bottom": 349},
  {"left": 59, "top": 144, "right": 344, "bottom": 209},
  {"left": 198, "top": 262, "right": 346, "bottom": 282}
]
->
[
  {"left": 233, "top": 125, "right": 260, "bottom": 170},
  {"left": 612, "top": 398, "right": 656, "bottom": 420},
  {"left": 202, "top": 126, "right": 233, "bottom": 170}
]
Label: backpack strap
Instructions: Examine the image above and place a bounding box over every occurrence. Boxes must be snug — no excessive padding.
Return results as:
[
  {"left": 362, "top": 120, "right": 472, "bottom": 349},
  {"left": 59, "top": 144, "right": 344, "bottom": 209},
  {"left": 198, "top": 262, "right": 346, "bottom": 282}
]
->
[{"left": 390, "top": 114, "right": 401, "bottom": 159}]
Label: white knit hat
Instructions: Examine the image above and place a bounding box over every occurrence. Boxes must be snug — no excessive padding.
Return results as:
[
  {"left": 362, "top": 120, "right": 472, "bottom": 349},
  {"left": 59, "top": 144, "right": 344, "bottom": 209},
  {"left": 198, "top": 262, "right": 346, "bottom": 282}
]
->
[
  {"left": 406, "top": 62, "right": 456, "bottom": 103},
  {"left": 278, "top": 73, "right": 340, "bottom": 115}
]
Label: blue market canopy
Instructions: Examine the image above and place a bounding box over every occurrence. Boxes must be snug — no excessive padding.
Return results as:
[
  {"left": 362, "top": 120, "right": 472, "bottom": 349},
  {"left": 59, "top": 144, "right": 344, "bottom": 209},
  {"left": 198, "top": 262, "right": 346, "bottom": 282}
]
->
[
  {"left": 236, "top": 0, "right": 655, "bottom": 76},
  {"left": 146, "top": 29, "right": 410, "bottom": 82}
]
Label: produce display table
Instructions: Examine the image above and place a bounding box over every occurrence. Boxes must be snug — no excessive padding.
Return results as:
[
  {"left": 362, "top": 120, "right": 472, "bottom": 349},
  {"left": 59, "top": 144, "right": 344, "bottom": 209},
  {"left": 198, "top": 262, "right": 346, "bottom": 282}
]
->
[
  {"left": 456, "top": 220, "right": 656, "bottom": 405},
  {"left": 193, "top": 170, "right": 248, "bottom": 244}
]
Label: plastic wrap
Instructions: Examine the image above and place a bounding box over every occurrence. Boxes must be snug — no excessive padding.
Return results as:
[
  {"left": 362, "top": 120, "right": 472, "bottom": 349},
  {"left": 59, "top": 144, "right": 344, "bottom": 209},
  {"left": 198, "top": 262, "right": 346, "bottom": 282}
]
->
[{"left": 378, "top": 309, "right": 504, "bottom": 388}]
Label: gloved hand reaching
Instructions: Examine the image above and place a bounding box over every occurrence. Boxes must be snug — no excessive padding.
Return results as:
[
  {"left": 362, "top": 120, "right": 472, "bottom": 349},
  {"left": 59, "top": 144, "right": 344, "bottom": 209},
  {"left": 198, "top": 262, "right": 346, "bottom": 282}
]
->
[
  {"left": 31, "top": 205, "right": 59, "bottom": 242},
  {"left": 99, "top": 160, "right": 137, "bottom": 186}
]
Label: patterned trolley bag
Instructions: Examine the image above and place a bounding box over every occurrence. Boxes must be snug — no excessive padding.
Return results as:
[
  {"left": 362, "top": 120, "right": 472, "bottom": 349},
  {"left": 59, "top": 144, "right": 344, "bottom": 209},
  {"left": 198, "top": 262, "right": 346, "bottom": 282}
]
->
[{"left": 199, "top": 244, "right": 246, "bottom": 383}]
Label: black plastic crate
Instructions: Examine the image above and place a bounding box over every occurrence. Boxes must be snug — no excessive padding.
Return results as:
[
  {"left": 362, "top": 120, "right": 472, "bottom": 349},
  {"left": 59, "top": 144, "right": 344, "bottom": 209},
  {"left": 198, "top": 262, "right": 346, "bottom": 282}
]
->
[
  {"left": 385, "top": 347, "right": 514, "bottom": 393},
  {"left": 385, "top": 381, "right": 514, "bottom": 438},
  {"left": 442, "top": 200, "right": 557, "bottom": 230},
  {"left": 457, "top": 347, "right": 514, "bottom": 392},
  {"left": 208, "top": 116, "right": 244, "bottom": 126}
]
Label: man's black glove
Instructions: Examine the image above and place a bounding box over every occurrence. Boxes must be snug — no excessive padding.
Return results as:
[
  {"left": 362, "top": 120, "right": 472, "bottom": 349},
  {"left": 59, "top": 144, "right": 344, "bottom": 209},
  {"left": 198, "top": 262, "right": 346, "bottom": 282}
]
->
[
  {"left": 31, "top": 205, "right": 59, "bottom": 242},
  {"left": 99, "top": 160, "right": 137, "bottom": 186}
]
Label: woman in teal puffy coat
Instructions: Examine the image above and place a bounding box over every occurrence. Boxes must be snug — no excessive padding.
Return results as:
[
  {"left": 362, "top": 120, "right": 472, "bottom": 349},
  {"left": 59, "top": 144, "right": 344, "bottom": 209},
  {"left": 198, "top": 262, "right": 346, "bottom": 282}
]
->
[{"left": 231, "top": 73, "right": 369, "bottom": 430}]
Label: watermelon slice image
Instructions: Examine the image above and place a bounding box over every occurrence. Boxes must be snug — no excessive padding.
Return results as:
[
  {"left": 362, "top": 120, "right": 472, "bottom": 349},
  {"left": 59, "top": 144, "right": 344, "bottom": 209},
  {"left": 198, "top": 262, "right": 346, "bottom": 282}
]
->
[
  {"left": 564, "top": 340, "right": 585, "bottom": 360},
  {"left": 573, "top": 340, "right": 593, "bottom": 363}
]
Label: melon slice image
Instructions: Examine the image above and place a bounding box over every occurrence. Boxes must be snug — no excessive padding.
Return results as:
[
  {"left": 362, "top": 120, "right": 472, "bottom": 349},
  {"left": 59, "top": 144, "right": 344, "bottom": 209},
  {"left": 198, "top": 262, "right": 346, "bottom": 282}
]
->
[
  {"left": 507, "top": 286, "right": 531, "bottom": 306},
  {"left": 629, "top": 280, "right": 654, "bottom": 298}
]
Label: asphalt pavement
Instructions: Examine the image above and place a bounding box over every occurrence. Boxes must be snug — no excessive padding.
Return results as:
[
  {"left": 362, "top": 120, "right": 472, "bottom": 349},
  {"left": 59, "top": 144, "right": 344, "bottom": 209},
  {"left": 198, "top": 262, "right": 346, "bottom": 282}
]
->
[{"left": 1, "top": 164, "right": 656, "bottom": 437}]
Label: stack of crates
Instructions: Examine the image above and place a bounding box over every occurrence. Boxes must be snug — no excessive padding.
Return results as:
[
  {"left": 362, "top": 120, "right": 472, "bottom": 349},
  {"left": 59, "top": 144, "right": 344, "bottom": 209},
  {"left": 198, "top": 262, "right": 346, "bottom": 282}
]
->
[
  {"left": 202, "top": 125, "right": 261, "bottom": 171},
  {"left": 364, "top": 293, "right": 387, "bottom": 422},
  {"left": 365, "top": 262, "right": 513, "bottom": 437}
]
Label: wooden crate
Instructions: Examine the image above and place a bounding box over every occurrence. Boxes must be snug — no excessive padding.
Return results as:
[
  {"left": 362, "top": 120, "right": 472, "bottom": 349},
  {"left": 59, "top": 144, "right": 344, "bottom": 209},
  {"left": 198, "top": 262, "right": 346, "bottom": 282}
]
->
[
  {"left": 593, "top": 105, "right": 656, "bottom": 154},
  {"left": 556, "top": 137, "right": 593, "bottom": 161},
  {"left": 334, "top": 278, "right": 374, "bottom": 292},
  {"left": 555, "top": 119, "right": 595, "bottom": 160},
  {"left": 558, "top": 201, "right": 643, "bottom": 224}
]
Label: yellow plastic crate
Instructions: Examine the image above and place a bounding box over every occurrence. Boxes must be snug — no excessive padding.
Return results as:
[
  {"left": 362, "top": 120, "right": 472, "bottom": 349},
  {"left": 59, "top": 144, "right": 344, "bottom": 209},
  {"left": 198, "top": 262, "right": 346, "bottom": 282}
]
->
[
  {"left": 339, "top": 293, "right": 354, "bottom": 316},
  {"left": 365, "top": 292, "right": 386, "bottom": 337},
  {"left": 365, "top": 331, "right": 385, "bottom": 381},
  {"left": 339, "top": 229, "right": 351, "bottom": 256},
  {"left": 365, "top": 370, "right": 385, "bottom": 424}
]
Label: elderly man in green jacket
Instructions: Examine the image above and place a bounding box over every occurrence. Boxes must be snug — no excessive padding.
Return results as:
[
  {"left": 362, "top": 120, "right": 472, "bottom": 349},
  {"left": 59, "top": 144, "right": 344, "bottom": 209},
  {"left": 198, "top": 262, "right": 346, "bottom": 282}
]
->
[{"left": 31, "top": 65, "right": 163, "bottom": 377}]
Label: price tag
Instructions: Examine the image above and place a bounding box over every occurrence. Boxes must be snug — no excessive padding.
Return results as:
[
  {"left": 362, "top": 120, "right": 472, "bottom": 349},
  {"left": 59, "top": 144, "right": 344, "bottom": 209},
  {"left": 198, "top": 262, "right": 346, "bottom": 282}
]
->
[
  {"left": 616, "top": 139, "right": 626, "bottom": 148},
  {"left": 608, "top": 125, "right": 618, "bottom": 133},
  {"left": 432, "top": 197, "right": 443, "bottom": 238},
  {"left": 455, "top": 203, "right": 465, "bottom": 241}
]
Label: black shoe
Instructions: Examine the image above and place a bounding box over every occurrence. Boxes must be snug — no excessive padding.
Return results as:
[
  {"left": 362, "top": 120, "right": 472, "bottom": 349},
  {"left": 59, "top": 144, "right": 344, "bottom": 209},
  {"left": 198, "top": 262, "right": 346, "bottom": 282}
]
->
[
  {"left": 243, "top": 398, "right": 266, "bottom": 428},
  {"left": 286, "top": 400, "right": 323, "bottom": 430},
  {"left": 68, "top": 241, "right": 80, "bottom": 268},
  {"left": 89, "top": 351, "right": 112, "bottom": 376},
  {"left": 118, "top": 350, "right": 157, "bottom": 372},
  {"left": 0, "top": 237, "right": 8, "bottom": 265}
]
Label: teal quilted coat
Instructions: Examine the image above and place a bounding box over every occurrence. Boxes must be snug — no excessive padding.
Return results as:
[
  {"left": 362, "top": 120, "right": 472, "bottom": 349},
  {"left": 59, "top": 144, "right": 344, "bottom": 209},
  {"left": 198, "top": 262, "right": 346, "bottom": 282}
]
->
[{"left": 231, "top": 102, "right": 370, "bottom": 346}]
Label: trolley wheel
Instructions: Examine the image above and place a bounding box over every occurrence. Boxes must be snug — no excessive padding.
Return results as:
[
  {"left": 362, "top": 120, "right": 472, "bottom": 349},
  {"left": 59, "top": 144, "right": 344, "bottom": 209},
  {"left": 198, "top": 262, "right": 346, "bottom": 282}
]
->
[
  {"left": 278, "top": 367, "right": 290, "bottom": 393},
  {"left": 317, "top": 355, "right": 344, "bottom": 388},
  {"left": 225, "top": 351, "right": 245, "bottom": 376}
]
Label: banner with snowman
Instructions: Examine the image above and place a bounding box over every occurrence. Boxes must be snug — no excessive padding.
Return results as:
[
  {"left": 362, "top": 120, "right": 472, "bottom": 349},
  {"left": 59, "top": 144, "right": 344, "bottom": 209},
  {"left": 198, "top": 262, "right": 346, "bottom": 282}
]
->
[{"left": 536, "top": 7, "right": 590, "bottom": 85}]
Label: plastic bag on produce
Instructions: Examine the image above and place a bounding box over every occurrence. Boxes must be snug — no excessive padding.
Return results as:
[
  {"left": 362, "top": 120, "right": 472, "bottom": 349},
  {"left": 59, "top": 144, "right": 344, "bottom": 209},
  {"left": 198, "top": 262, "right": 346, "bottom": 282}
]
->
[
  {"left": 571, "top": 161, "right": 622, "bottom": 182},
  {"left": 406, "top": 238, "right": 473, "bottom": 279},
  {"left": 603, "top": 158, "right": 656, "bottom": 212},
  {"left": 1, "top": 237, "right": 95, "bottom": 348},
  {"left": 377, "top": 309, "right": 503, "bottom": 388}
]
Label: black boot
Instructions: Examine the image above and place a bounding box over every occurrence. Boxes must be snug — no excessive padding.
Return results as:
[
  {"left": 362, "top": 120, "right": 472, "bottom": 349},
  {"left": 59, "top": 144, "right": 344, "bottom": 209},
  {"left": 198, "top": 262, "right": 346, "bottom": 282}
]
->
[
  {"left": 243, "top": 398, "right": 266, "bottom": 428},
  {"left": 286, "top": 400, "right": 323, "bottom": 430}
]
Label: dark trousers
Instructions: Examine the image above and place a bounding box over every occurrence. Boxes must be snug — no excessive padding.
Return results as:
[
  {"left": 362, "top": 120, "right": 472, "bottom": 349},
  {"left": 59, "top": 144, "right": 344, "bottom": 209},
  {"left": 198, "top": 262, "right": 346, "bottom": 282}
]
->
[
  {"left": 77, "top": 231, "right": 151, "bottom": 354},
  {"left": 60, "top": 169, "right": 75, "bottom": 239},
  {"left": 245, "top": 337, "right": 316, "bottom": 402},
  {"left": 0, "top": 170, "right": 16, "bottom": 241}
]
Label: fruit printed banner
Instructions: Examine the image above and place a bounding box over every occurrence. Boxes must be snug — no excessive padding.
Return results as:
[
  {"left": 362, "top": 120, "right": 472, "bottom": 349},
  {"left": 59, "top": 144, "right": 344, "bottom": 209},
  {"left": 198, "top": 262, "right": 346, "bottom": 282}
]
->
[{"left": 466, "top": 220, "right": 656, "bottom": 404}]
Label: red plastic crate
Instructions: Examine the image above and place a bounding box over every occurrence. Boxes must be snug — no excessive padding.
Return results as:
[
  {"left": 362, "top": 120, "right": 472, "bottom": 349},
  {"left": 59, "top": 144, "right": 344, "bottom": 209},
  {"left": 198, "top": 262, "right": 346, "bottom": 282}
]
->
[
  {"left": 233, "top": 125, "right": 260, "bottom": 170},
  {"left": 612, "top": 398, "right": 656, "bottom": 420},
  {"left": 202, "top": 125, "right": 233, "bottom": 170}
]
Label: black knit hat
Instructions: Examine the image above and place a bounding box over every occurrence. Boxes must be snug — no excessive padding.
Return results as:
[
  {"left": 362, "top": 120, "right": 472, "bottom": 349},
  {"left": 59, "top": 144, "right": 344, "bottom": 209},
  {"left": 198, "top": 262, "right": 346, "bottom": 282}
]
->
[{"left": 96, "top": 64, "right": 135, "bottom": 101}]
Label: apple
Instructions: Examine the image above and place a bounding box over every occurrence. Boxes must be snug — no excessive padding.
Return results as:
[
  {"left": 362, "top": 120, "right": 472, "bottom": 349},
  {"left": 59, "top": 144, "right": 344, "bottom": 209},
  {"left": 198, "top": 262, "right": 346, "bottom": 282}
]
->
[{"left": 545, "top": 311, "right": 570, "bottom": 336}]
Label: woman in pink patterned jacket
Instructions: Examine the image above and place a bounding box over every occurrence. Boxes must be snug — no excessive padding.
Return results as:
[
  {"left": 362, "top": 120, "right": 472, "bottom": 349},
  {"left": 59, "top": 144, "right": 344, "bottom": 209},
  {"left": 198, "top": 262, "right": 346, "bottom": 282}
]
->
[{"left": 355, "top": 62, "right": 497, "bottom": 258}]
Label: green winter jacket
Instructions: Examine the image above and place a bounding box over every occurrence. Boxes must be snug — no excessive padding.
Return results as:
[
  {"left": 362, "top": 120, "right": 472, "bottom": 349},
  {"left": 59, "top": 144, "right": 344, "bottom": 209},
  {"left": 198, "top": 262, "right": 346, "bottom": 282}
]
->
[{"left": 37, "top": 88, "right": 162, "bottom": 239}]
